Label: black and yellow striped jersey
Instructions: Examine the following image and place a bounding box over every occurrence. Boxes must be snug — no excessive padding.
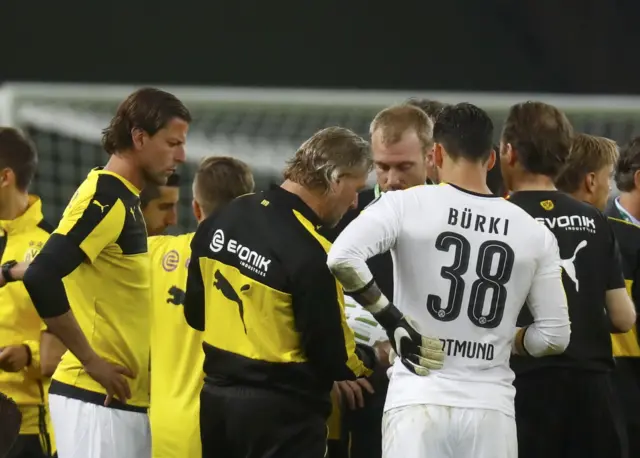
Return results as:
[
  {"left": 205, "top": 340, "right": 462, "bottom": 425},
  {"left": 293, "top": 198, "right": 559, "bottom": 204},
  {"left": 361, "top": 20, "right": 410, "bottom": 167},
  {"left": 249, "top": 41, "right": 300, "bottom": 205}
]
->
[
  {"left": 604, "top": 200, "right": 640, "bottom": 357},
  {"left": 185, "top": 186, "right": 373, "bottom": 409},
  {"left": 0, "top": 196, "right": 52, "bottom": 435},
  {"left": 41, "top": 168, "right": 151, "bottom": 411}
]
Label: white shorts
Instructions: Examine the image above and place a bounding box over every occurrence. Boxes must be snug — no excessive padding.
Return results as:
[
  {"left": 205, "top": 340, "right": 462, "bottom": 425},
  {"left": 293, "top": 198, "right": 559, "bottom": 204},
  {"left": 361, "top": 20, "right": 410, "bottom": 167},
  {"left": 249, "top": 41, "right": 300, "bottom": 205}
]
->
[
  {"left": 382, "top": 404, "right": 517, "bottom": 458},
  {"left": 49, "top": 394, "right": 151, "bottom": 458}
]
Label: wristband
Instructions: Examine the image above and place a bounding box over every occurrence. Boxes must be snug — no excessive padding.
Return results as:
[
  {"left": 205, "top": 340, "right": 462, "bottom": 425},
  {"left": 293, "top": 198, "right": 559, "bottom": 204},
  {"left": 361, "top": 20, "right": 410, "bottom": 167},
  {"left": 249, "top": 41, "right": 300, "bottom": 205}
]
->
[{"left": 2, "top": 261, "right": 18, "bottom": 283}]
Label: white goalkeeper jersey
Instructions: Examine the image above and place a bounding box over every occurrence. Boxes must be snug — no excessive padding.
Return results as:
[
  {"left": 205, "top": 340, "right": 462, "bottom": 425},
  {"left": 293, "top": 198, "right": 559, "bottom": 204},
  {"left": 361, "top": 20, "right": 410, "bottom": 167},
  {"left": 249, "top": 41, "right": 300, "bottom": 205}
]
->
[{"left": 328, "top": 183, "right": 570, "bottom": 417}]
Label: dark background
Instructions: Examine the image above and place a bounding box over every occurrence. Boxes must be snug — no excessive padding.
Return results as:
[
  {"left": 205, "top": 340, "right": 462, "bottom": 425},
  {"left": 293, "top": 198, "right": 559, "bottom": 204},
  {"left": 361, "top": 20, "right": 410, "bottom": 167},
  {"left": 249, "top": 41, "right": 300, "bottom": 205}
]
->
[{"left": 2, "top": 0, "right": 639, "bottom": 94}]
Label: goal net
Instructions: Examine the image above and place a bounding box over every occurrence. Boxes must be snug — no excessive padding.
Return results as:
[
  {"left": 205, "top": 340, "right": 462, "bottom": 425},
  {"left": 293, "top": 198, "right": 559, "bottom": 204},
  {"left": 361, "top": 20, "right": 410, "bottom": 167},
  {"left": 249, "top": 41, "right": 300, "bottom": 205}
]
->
[{"left": 2, "top": 82, "right": 640, "bottom": 232}]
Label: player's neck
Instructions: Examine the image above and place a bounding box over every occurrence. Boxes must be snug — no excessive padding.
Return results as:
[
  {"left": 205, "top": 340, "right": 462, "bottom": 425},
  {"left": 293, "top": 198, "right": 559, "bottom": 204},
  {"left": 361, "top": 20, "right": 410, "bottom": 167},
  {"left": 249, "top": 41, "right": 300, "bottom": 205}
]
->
[
  {"left": 441, "top": 163, "right": 491, "bottom": 195},
  {"left": 510, "top": 173, "right": 556, "bottom": 192},
  {"left": 281, "top": 180, "right": 327, "bottom": 222},
  {"left": 618, "top": 192, "right": 640, "bottom": 221},
  {"left": 104, "top": 153, "right": 146, "bottom": 191},
  {"left": 0, "top": 190, "right": 30, "bottom": 221}
]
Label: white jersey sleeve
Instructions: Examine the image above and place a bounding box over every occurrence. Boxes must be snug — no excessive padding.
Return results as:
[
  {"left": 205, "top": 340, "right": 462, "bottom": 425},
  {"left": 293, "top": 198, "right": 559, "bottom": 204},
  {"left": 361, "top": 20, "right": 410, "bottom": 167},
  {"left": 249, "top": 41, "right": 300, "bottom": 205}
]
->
[
  {"left": 520, "top": 226, "right": 571, "bottom": 356},
  {"left": 327, "top": 192, "right": 402, "bottom": 294}
]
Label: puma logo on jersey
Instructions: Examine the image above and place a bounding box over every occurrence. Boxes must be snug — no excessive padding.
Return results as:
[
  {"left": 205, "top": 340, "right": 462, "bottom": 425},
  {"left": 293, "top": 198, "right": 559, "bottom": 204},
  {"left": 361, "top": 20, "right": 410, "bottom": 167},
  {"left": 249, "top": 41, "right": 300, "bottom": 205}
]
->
[
  {"left": 560, "top": 240, "right": 587, "bottom": 291},
  {"left": 166, "top": 286, "right": 185, "bottom": 306},
  {"left": 92, "top": 200, "right": 110, "bottom": 213},
  {"left": 214, "top": 270, "right": 251, "bottom": 334},
  {"left": 130, "top": 207, "right": 136, "bottom": 220}
]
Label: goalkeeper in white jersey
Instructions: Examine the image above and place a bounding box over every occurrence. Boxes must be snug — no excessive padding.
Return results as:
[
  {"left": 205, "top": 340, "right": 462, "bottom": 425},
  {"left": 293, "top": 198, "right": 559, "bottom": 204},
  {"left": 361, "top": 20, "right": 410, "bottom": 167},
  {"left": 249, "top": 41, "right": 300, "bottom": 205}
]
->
[{"left": 327, "top": 103, "right": 571, "bottom": 458}]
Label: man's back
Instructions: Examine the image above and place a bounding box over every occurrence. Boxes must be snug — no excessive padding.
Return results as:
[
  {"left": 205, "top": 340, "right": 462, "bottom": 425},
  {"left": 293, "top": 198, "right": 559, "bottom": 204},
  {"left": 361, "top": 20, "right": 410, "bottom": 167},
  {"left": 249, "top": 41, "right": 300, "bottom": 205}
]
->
[
  {"left": 50, "top": 168, "right": 151, "bottom": 409},
  {"left": 148, "top": 232, "right": 202, "bottom": 458},
  {"left": 371, "top": 184, "right": 562, "bottom": 416},
  {"left": 509, "top": 191, "right": 622, "bottom": 374}
]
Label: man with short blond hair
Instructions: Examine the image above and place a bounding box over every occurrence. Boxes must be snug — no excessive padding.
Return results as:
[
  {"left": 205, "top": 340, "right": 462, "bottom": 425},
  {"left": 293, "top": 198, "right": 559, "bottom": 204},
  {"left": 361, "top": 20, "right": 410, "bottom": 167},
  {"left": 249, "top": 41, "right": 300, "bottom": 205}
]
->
[
  {"left": 556, "top": 133, "right": 619, "bottom": 210},
  {"left": 327, "top": 104, "right": 438, "bottom": 458},
  {"left": 149, "top": 156, "right": 255, "bottom": 458}
]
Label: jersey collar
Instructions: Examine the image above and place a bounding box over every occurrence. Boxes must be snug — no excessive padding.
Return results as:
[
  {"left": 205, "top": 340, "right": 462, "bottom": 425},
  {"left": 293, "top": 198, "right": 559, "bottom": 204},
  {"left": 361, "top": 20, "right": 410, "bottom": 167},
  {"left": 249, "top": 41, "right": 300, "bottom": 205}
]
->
[
  {"left": 267, "top": 185, "right": 325, "bottom": 229},
  {"left": 373, "top": 179, "right": 433, "bottom": 198},
  {"left": 0, "top": 195, "right": 45, "bottom": 235},
  {"left": 614, "top": 197, "right": 640, "bottom": 225}
]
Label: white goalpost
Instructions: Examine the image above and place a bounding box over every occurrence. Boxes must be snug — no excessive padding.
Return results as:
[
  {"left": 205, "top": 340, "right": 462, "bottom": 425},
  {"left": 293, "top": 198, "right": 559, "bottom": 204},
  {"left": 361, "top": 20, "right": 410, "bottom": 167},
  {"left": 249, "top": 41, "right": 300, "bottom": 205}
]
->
[{"left": 1, "top": 82, "right": 639, "bottom": 228}]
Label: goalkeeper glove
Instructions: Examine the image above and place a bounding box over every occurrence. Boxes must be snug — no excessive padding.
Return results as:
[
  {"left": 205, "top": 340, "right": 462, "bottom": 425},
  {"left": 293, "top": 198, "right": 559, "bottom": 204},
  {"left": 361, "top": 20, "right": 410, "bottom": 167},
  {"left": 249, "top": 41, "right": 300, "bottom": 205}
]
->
[{"left": 373, "top": 303, "right": 444, "bottom": 376}]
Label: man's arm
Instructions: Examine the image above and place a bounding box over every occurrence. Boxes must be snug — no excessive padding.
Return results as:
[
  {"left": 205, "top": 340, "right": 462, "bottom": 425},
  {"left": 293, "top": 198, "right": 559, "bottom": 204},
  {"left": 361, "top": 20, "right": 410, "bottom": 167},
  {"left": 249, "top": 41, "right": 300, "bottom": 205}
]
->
[
  {"left": 327, "top": 192, "right": 401, "bottom": 313},
  {"left": 327, "top": 191, "right": 444, "bottom": 376},
  {"left": 517, "top": 228, "right": 571, "bottom": 357},
  {"left": 604, "top": 222, "right": 636, "bottom": 333},
  {"left": 20, "top": 191, "right": 133, "bottom": 403},
  {"left": 184, "top": 223, "right": 209, "bottom": 332},
  {"left": 291, "top": 255, "right": 373, "bottom": 382},
  {"left": 40, "top": 330, "right": 66, "bottom": 377}
]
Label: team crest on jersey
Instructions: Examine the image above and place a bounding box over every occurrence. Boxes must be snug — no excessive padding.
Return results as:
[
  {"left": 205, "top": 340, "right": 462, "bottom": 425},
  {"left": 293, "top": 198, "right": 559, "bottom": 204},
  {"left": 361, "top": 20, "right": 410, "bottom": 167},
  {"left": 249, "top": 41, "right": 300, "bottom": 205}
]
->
[
  {"left": 23, "top": 242, "right": 42, "bottom": 263},
  {"left": 540, "top": 200, "right": 554, "bottom": 211},
  {"left": 162, "top": 250, "right": 180, "bottom": 271}
]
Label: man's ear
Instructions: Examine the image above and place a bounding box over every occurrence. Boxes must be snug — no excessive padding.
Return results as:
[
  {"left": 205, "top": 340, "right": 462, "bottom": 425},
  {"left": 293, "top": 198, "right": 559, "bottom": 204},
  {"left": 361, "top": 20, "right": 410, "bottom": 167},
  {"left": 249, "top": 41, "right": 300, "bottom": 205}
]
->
[
  {"left": 192, "top": 199, "right": 203, "bottom": 223},
  {"left": 633, "top": 169, "right": 640, "bottom": 191},
  {"left": 433, "top": 143, "right": 444, "bottom": 168},
  {"left": 504, "top": 143, "right": 518, "bottom": 167},
  {"left": 131, "top": 128, "right": 146, "bottom": 151},
  {"left": 486, "top": 149, "right": 496, "bottom": 171},
  {"left": 585, "top": 172, "right": 597, "bottom": 194},
  {"left": 0, "top": 168, "right": 13, "bottom": 189}
]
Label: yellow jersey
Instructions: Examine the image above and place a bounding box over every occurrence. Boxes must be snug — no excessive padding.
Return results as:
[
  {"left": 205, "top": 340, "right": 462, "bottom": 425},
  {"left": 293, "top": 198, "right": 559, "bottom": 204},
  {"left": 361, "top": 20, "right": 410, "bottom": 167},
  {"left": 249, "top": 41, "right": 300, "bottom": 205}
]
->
[
  {"left": 148, "top": 233, "right": 204, "bottom": 458},
  {"left": 0, "top": 196, "right": 52, "bottom": 437},
  {"left": 48, "top": 168, "right": 151, "bottom": 411}
]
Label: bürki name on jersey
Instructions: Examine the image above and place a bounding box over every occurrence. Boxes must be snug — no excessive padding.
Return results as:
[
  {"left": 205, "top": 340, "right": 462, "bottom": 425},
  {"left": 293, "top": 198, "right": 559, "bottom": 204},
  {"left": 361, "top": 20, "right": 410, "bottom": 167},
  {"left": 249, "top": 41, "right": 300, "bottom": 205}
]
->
[
  {"left": 440, "top": 338, "right": 495, "bottom": 361},
  {"left": 209, "top": 229, "right": 271, "bottom": 277},
  {"left": 448, "top": 207, "right": 509, "bottom": 236},
  {"left": 535, "top": 215, "right": 596, "bottom": 234}
]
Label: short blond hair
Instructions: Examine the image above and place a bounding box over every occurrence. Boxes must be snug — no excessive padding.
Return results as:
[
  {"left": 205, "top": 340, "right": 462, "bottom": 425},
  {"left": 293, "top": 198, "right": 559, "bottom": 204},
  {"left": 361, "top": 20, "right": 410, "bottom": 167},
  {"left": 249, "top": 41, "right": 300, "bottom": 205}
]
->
[
  {"left": 370, "top": 104, "right": 434, "bottom": 154},
  {"left": 283, "top": 127, "right": 372, "bottom": 193},
  {"left": 194, "top": 156, "right": 255, "bottom": 216},
  {"left": 555, "top": 133, "right": 618, "bottom": 193}
]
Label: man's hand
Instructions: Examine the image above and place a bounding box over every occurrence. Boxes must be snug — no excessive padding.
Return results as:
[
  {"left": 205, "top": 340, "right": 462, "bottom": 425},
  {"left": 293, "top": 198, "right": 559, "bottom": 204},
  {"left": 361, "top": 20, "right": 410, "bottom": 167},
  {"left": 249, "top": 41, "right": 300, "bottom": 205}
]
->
[
  {"left": 0, "top": 345, "right": 30, "bottom": 372},
  {"left": 333, "top": 378, "right": 375, "bottom": 410},
  {"left": 82, "top": 355, "right": 135, "bottom": 406},
  {"left": 374, "top": 304, "right": 444, "bottom": 376},
  {"left": 373, "top": 340, "right": 393, "bottom": 370}
]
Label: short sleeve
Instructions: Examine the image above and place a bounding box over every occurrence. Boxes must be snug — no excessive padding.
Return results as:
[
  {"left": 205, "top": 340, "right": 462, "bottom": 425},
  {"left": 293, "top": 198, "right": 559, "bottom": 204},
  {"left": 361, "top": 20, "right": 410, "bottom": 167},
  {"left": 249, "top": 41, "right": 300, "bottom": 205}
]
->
[
  {"left": 605, "top": 218, "right": 626, "bottom": 291},
  {"left": 55, "top": 187, "right": 126, "bottom": 263}
]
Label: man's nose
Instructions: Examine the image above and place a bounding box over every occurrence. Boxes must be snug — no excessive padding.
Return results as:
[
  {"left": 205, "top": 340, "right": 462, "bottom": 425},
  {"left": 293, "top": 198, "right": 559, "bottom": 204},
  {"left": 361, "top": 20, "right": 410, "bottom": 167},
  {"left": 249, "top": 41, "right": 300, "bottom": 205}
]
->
[{"left": 386, "top": 168, "right": 403, "bottom": 187}]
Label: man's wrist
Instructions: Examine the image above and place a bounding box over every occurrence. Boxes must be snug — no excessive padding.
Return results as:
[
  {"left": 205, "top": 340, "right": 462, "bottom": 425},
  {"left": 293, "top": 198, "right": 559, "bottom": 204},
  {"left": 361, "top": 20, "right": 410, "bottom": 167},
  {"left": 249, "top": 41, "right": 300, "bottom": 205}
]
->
[
  {"left": 22, "top": 344, "right": 32, "bottom": 367},
  {"left": 1, "top": 261, "right": 18, "bottom": 283}
]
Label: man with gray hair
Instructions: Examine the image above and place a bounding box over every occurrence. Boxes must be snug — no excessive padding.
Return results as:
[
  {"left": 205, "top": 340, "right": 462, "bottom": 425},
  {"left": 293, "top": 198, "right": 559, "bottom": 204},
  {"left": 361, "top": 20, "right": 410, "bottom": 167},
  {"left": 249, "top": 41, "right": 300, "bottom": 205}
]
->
[{"left": 184, "top": 127, "right": 443, "bottom": 458}]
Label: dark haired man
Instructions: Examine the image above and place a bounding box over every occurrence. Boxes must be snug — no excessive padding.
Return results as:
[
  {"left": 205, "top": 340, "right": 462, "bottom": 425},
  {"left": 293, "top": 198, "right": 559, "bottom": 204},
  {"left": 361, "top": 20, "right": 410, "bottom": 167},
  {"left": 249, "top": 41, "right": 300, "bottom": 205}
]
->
[
  {"left": 140, "top": 172, "right": 181, "bottom": 236},
  {"left": 329, "top": 103, "right": 569, "bottom": 458},
  {"left": 502, "top": 102, "right": 631, "bottom": 458},
  {"left": 0, "top": 128, "right": 55, "bottom": 458},
  {"left": 2, "top": 88, "right": 191, "bottom": 458}
]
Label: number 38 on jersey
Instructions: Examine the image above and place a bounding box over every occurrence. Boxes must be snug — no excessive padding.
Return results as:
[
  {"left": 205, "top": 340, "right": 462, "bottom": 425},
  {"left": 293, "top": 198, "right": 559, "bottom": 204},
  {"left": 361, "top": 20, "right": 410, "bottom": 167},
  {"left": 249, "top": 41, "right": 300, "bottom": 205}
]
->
[{"left": 427, "top": 231, "right": 515, "bottom": 329}]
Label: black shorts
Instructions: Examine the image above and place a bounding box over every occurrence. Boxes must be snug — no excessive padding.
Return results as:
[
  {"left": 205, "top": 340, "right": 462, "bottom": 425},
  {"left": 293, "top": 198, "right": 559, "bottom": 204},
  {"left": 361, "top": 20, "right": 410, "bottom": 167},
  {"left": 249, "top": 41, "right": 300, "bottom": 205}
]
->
[
  {"left": 514, "top": 367, "right": 628, "bottom": 458},
  {"left": 613, "top": 358, "right": 640, "bottom": 457},
  {"left": 200, "top": 383, "right": 329, "bottom": 458}
]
